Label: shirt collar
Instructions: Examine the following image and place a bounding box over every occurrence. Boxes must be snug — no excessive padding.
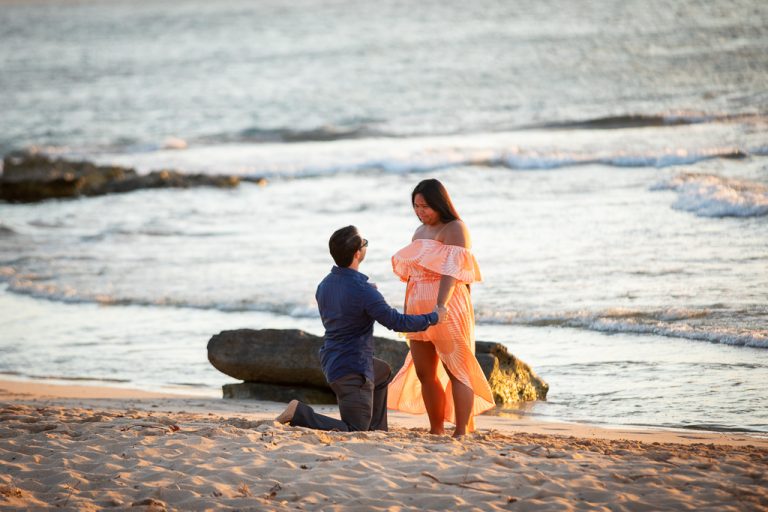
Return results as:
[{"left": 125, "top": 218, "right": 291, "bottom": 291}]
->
[{"left": 331, "top": 265, "right": 369, "bottom": 283}]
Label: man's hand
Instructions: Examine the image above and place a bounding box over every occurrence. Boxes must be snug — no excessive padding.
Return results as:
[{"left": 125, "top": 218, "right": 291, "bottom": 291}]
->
[{"left": 435, "top": 305, "right": 448, "bottom": 324}]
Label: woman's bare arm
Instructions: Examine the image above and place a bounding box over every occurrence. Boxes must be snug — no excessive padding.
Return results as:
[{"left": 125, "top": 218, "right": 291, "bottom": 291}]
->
[
  {"left": 436, "top": 221, "right": 470, "bottom": 307},
  {"left": 436, "top": 275, "right": 457, "bottom": 308}
]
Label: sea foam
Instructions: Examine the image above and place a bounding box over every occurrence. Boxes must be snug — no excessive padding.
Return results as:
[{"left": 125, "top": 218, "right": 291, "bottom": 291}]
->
[
  {"left": 477, "top": 308, "right": 768, "bottom": 349},
  {"left": 88, "top": 136, "right": 765, "bottom": 180},
  {"left": 651, "top": 173, "right": 768, "bottom": 217}
]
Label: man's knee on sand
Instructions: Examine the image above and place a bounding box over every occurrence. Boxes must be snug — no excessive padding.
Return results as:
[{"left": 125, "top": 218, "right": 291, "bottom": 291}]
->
[
  {"left": 276, "top": 360, "right": 392, "bottom": 432},
  {"left": 331, "top": 373, "right": 374, "bottom": 431}
]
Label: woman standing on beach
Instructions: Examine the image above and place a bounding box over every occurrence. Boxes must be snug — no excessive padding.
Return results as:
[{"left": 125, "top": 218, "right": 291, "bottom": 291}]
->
[{"left": 387, "top": 179, "right": 495, "bottom": 437}]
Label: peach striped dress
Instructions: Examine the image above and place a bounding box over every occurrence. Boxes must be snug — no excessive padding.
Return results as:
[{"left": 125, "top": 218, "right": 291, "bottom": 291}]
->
[{"left": 387, "top": 239, "right": 495, "bottom": 423}]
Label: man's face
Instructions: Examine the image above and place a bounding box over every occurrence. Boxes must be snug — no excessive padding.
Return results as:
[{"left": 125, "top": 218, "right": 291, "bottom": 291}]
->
[{"left": 357, "top": 236, "right": 367, "bottom": 264}]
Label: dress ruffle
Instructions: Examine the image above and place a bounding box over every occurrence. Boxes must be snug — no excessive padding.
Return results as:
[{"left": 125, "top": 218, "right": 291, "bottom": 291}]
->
[{"left": 392, "top": 239, "right": 482, "bottom": 283}]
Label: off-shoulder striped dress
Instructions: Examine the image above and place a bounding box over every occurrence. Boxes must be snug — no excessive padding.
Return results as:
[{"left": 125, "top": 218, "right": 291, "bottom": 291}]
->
[{"left": 387, "top": 239, "right": 495, "bottom": 422}]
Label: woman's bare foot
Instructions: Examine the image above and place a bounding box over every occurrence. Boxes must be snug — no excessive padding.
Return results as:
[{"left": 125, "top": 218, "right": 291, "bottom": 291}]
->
[
  {"left": 275, "top": 399, "right": 299, "bottom": 424},
  {"left": 452, "top": 421, "right": 471, "bottom": 437}
]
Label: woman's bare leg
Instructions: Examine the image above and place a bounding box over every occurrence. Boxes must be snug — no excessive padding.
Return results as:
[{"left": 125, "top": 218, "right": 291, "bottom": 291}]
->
[
  {"left": 410, "top": 340, "right": 445, "bottom": 435},
  {"left": 445, "top": 367, "right": 474, "bottom": 437}
]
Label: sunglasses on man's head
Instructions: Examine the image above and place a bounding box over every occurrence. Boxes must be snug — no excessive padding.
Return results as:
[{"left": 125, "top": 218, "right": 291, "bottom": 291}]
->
[{"left": 360, "top": 238, "right": 368, "bottom": 249}]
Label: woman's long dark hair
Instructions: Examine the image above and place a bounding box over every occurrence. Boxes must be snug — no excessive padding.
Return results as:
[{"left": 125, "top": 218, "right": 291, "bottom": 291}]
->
[{"left": 411, "top": 179, "right": 461, "bottom": 223}]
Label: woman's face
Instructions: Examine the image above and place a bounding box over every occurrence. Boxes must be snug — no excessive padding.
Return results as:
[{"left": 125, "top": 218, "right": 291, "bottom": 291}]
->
[{"left": 413, "top": 193, "right": 440, "bottom": 225}]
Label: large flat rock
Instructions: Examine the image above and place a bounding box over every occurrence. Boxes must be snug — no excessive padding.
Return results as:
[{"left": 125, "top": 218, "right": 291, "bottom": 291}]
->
[{"left": 208, "top": 328, "right": 548, "bottom": 405}]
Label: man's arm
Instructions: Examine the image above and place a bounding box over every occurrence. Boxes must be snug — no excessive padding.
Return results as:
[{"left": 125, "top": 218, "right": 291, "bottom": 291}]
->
[{"left": 362, "top": 285, "right": 438, "bottom": 332}]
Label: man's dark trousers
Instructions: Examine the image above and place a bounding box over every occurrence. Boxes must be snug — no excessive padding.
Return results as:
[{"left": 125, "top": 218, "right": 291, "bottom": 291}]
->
[{"left": 290, "top": 358, "right": 392, "bottom": 431}]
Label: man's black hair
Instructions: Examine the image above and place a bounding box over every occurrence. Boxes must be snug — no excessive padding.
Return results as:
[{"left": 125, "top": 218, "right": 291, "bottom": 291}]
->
[{"left": 329, "top": 225, "right": 363, "bottom": 267}]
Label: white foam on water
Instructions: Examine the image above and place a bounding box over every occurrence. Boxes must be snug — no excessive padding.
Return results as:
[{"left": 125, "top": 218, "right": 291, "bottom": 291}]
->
[
  {"left": 2, "top": 273, "right": 320, "bottom": 319},
  {"left": 652, "top": 172, "right": 768, "bottom": 217},
  {"left": 11, "top": 264, "right": 765, "bottom": 349},
  {"left": 477, "top": 308, "right": 768, "bottom": 348},
  {"left": 77, "top": 123, "right": 766, "bottom": 180}
]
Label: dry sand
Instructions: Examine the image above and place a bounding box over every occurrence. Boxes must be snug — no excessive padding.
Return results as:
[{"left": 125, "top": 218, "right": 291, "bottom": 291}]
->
[{"left": 1, "top": 379, "right": 766, "bottom": 511}]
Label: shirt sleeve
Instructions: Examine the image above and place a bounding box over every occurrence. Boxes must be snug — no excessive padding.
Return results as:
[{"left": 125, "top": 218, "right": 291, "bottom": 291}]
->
[{"left": 362, "top": 284, "right": 436, "bottom": 332}]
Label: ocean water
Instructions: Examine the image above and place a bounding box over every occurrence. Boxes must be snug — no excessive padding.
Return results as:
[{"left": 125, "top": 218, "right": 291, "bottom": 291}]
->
[{"left": 1, "top": 0, "right": 767, "bottom": 434}]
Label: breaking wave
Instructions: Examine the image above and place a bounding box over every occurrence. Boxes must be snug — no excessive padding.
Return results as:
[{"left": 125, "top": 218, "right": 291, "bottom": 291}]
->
[
  {"left": 20, "top": 109, "right": 767, "bottom": 179},
  {"left": 495, "top": 146, "right": 749, "bottom": 171},
  {"left": 651, "top": 173, "right": 768, "bottom": 217},
  {"left": 476, "top": 308, "right": 768, "bottom": 349},
  {"left": 0, "top": 224, "right": 17, "bottom": 236},
  {"left": 83, "top": 141, "right": 765, "bottom": 181},
  {"left": 1, "top": 272, "right": 318, "bottom": 319},
  {"left": 533, "top": 112, "right": 764, "bottom": 130},
  {"left": 230, "top": 124, "right": 385, "bottom": 143},
  {"left": 182, "top": 112, "right": 768, "bottom": 145},
  {"left": 4, "top": 266, "right": 766, "bottom": 350}
]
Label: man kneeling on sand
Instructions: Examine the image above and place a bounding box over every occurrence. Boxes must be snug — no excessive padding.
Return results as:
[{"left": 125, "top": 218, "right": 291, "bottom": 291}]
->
[{"left": 276, "top": 225, "right": 445, "bottom": 431}]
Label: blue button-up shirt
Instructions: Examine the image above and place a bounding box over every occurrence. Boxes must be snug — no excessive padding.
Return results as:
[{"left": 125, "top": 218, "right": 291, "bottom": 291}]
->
[{"left": 316, "top": 266, "right": 437, "bottom": 384}]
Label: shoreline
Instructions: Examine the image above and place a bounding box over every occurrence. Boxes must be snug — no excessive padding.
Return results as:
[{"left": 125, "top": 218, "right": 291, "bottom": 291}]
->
[
  {"left": 1, "top": 378, "right": 764, "bottom": 448},
  {"left": 2, "top": 285, "right": 766, "bottom": 440}
]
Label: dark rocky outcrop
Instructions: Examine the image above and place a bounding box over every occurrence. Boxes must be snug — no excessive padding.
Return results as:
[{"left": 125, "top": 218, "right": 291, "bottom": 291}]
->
[
  {"left": 0, "top": 150, "right": 265, "bottom": 203},
  {"left": 474, "top": 343, "right": 549, "bottom": 404},
  {"left": 208, "top": 328, "right": 548, "bottom": 406}
]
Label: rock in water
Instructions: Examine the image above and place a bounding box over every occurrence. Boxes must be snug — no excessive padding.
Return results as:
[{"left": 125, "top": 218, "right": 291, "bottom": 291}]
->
[
  {"left": 0, "top": 150, "right": 258, "bottom": 203},
  {"left": 208, "top": 328, "right": 548, "bottom": 405},
  {"left": 1, "top": 151, "right": 135, "bottom": 202},
  {"left": 208, "top": 329, "right": 329, "bottom": 388},
  {"left": 475, "top": 341, "right": 549, "bottom": 404}
]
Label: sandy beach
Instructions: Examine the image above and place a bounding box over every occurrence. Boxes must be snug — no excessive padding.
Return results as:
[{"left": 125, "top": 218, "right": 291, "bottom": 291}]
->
[{"left": 1, "top": 379, "right": 766, "bottom": 511}]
